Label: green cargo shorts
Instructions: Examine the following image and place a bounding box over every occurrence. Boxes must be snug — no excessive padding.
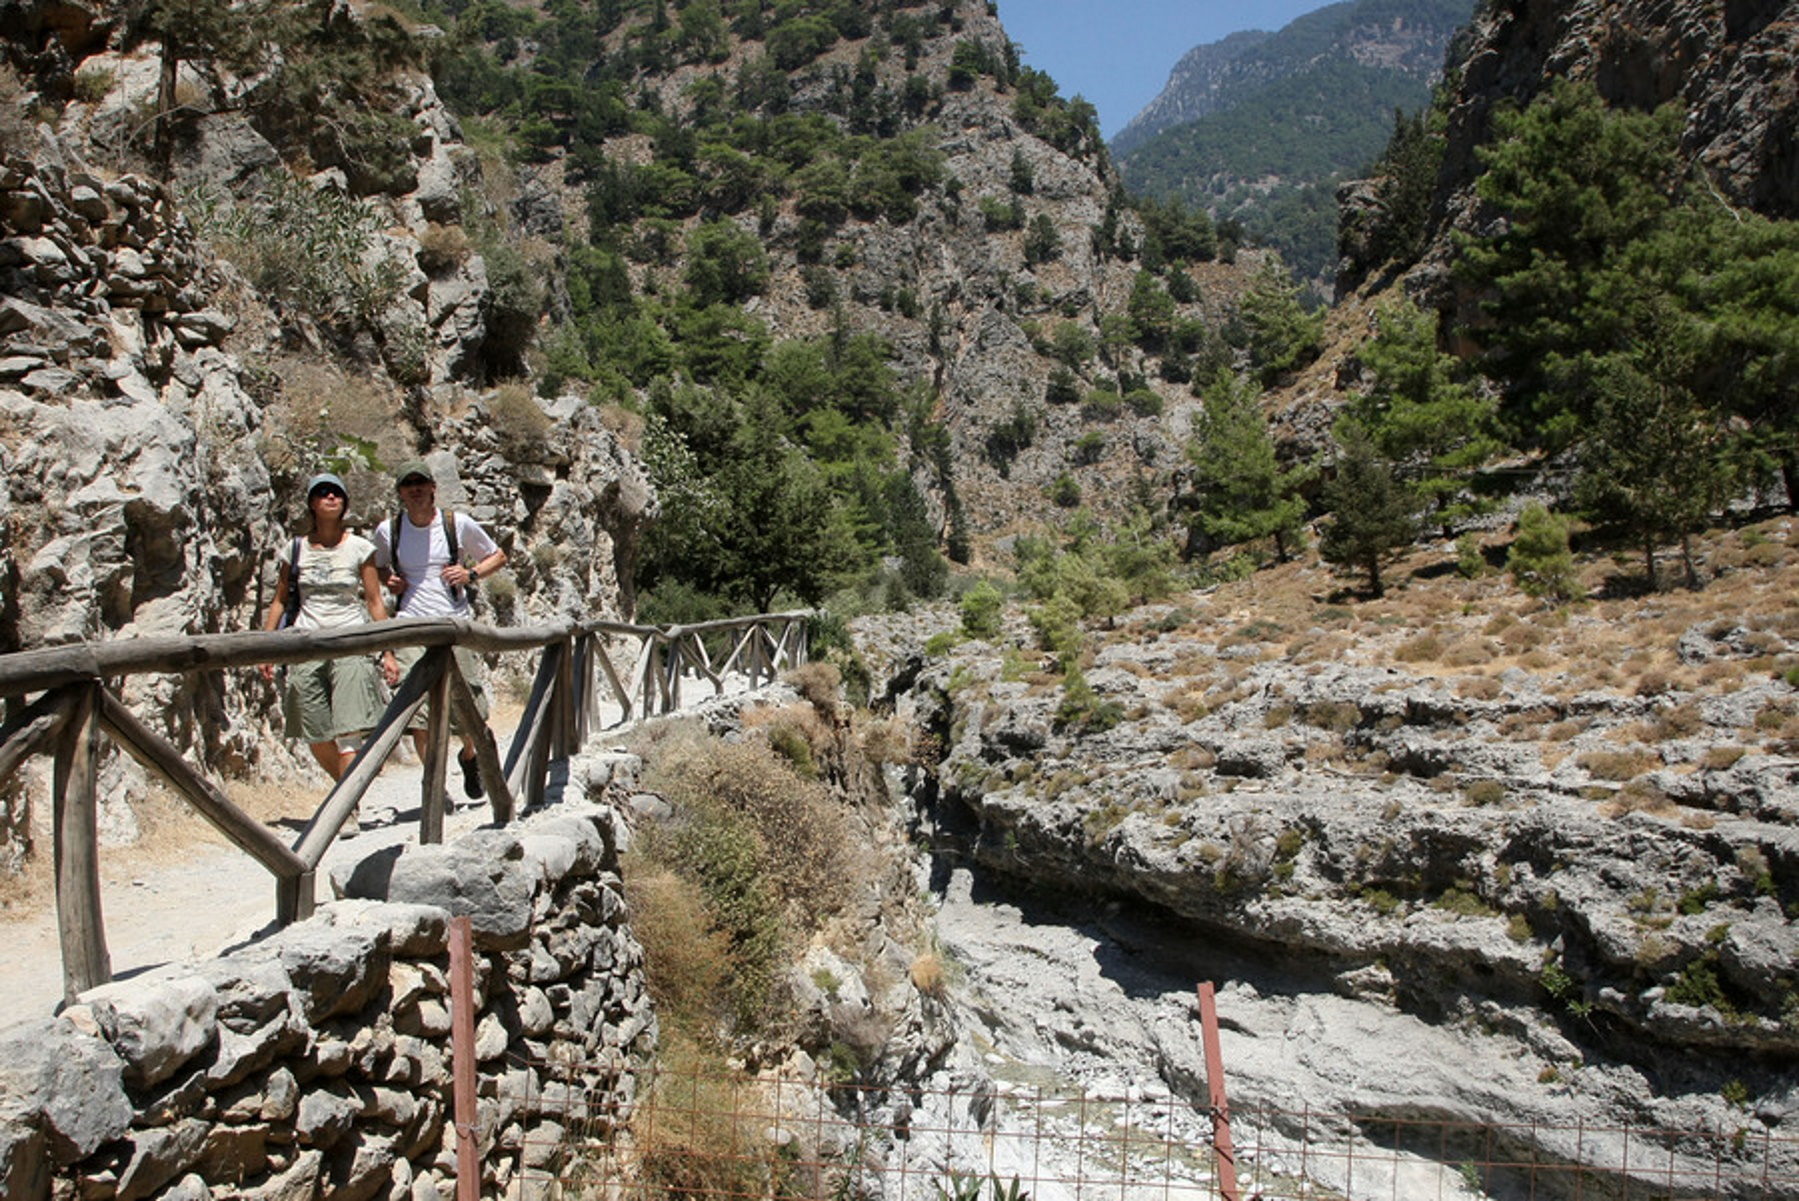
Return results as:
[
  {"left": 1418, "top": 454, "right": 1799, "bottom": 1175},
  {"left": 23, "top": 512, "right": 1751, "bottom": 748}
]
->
[
  {"left": 284, "top": 655, "right": 387, "bottom": 743},
  {"left": 391, "top": 644, "right": 490, "bottom": 733}
]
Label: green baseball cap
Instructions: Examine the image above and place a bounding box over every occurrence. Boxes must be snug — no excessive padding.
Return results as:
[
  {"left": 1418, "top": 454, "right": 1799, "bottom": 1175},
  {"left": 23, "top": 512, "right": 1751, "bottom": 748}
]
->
[{"left": 395, "top": 459, "right": 435, "bottom": 487}]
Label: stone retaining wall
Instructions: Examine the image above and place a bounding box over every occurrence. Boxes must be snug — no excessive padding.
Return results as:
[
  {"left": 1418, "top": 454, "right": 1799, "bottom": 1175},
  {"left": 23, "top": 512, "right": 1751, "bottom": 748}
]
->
[{"left": 0, "top": 797, "right": 654, "bottom": 1201}]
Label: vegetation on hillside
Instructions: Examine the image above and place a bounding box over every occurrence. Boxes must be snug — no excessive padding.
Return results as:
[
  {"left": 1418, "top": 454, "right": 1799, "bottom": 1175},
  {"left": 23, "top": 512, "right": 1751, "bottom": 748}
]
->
[
  {"left": 46, "top": 0, "right": 1799, "bottom": 621},
  {"left": 385, "top": 0, "right": 1253, "bottom": 622}
]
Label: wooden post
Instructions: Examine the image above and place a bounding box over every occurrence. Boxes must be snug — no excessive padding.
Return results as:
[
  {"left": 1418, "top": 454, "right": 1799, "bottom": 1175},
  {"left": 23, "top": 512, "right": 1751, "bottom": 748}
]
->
[
  {"left": 1197, "top": 981, "right": 1240, "bottom": 1201},
  {"left": 421, "top": 662, "right": 452, "bottom": 845},
  {"left": 593, "top": 639, "right": 632, "bottom": 725},
  {"left": 278, "top": 870, "right": 317, "bottom": 925},
  {"left": 448, "top": 914, "right": 480, "bottom": 1201},
  {"left": 51, "top": 682, "right": 109, "bottom": 1002},
  {"left": 98, "top": 690, "right": 307, "bottom": 880},
  {"left": 553, "top": 636, "right": 576, "bottom": 760},
  {"left": 447, "top": 666, "right": 512, "bottom": 825}
]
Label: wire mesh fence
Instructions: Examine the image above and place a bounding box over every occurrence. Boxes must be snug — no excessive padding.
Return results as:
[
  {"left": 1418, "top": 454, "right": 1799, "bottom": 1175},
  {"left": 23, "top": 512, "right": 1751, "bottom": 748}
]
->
[{"left": 500, "top": 1057, "right": 1799, "bottom": 1201}]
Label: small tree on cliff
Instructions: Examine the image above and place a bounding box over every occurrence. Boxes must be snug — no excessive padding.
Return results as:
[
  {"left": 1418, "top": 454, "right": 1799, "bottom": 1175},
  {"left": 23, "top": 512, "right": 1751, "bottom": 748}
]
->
[{"left": 1318, "top": 422, "right": 1419, "bottom": 598}]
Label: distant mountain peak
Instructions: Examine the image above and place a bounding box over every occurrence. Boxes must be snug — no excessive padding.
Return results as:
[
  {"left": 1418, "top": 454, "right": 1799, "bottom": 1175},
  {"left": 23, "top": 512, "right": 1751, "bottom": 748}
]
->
[{"left": 1110, "top": 0, "right": 1475, "bottom": 283}]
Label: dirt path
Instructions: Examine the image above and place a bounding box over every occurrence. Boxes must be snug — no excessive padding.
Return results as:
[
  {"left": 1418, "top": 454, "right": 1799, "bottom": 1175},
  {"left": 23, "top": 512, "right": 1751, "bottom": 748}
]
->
[{"left": 0, "top": 719, "right": 531, "bottom": 1028}]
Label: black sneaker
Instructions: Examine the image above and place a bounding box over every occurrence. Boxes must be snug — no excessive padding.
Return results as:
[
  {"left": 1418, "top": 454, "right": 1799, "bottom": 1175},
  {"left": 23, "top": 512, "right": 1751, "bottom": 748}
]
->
[{"left": 460, "top": 751, "right": 484, "bottom": 800}]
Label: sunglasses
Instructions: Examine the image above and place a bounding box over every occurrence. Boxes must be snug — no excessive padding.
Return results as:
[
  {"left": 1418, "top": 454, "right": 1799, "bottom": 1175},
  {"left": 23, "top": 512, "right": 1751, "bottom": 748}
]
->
[{"left": 311, "top": 486, "right": 347, "bottom": 500}]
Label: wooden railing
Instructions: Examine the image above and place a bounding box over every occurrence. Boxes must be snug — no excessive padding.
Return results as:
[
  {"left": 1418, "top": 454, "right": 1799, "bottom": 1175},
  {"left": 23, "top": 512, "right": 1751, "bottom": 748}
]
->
[{"left": 0, "top": 610, "right": 811, "bottom": 1007}]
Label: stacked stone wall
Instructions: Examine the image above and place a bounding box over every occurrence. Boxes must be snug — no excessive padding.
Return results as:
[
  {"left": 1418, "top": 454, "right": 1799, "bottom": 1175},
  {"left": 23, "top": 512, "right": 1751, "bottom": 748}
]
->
[{"left": 0, "top": 800, "right": 654, "bottom": 1201}]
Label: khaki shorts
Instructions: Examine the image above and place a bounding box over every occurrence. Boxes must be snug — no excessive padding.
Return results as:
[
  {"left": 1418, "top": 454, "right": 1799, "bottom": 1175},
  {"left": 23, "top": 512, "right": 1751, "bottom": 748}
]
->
[
  {"left": 392, "top": 644, "right": 490, "bottom": 733},
  {"left": 284, "top": 655, "right": 387, "bottom": 743}
]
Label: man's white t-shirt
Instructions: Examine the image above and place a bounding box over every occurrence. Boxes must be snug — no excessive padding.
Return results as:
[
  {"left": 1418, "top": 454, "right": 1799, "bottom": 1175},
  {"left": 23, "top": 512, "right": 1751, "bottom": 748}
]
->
[{"left": 373, "top": 510, "right": 500, "bottom": 619}]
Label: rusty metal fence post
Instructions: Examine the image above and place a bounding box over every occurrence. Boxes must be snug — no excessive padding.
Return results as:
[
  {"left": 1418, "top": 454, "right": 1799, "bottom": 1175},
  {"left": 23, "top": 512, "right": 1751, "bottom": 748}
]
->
[
  {"left": 450, "top": 915, "right": 479, "bottom": 1201},
  {"left": 1196, "top": 981, "right": 1240, "bottom": 1201}
]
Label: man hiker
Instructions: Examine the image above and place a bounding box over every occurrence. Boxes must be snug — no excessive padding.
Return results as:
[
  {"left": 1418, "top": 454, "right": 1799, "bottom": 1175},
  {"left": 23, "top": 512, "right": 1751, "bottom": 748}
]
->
[{"left": 373, "top": 459, "right": 508, "bottom": 802}]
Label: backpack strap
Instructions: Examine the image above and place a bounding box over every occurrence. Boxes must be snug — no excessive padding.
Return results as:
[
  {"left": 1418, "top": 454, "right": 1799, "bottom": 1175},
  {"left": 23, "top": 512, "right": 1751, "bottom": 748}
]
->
[
  {"left": 283, "top": 536, "right": 303, "bottom": 626},
  {"left": 442, "top": 509, "right": 459, "bottom": 564}
]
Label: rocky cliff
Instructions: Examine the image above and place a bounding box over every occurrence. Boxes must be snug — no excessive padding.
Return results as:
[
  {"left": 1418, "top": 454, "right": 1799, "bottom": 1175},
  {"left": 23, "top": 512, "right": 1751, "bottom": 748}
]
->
[
  {"left": 859, "top": 529, "right": 1799, "bottom": 1152},
  {"left": 0, "top": 1, "right": 653, "bottom": 863}
]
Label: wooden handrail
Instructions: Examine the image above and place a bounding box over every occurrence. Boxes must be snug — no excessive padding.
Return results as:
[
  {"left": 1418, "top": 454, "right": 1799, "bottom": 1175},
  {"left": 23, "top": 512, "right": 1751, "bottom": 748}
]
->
[{"left": 0, "top": 607, "right": 816, "bottom": 1005}]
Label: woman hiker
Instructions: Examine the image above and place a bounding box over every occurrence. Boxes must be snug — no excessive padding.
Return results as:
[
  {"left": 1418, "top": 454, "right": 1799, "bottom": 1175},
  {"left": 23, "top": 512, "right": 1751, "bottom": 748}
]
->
[{"left": 260, "top": 472, "right": 403, "bottom": 827}]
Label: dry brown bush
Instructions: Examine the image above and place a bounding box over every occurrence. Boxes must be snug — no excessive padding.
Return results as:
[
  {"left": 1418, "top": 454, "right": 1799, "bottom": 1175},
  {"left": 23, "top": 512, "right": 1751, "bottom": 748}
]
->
[
  {"left": 1578, "top": 747, "right": 1660, "bottom": 782},
  {"left": 1394, "top": 632, "right": 1444, "bottom": 663},
  {"left": 260, "top": 358, "right": 410, "bottom": 516},
  {"left": 785, "top": 661, "right": 842, "bottom": 713},
  {"left": 1702, "top": 746, "right": 1748, "bottom": 771},
  {"left": 487, "top": 381, "right": 553, "bottom": 461},
  {"left": 1646, "top": 703, "right": 1704, "bottom": 741},
  {"left": 1598, "top": 779, "right": 1676, "bottom": 819},
  {"left": 857, "top": 714, "right": 920, "bottom": 765},
  {"left": 415, "top": 222, "right": 472, "bottom": 274},
  {"left": 631, "top": 1040, "right": 787, "bottom": 1200},
  {"left": 646, "top": 735, "right": 853, "bottom": 927},
  {"left": 1442, "top": 637, "right": 1496, "bottom": 667},
  {"left": 621, "top": 864, "right": 735, "bottom": 1035},
  {"left": 909, "top": 952, "right": 947, "bottom": 997},
  {"left": 1456, "top": 676, "right": 1503, "bottom": 700}
]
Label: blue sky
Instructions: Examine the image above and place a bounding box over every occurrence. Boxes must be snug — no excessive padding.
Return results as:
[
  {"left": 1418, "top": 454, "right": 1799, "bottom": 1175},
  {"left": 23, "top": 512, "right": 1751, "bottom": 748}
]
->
[{"left": 995, "top": 0, "right": 1344, "bottom": 139}]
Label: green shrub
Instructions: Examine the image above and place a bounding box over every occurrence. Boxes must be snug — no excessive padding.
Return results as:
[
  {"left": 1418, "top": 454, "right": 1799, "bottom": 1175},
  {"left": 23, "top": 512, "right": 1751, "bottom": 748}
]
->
[
  {"left": 924, "top": 630, "right": 961, "bottom": 656},
  {"left": 1082, "top": 388, "right": 1123, "bottom": 421},
  {"left": 190, "top": 171, "right": 404, "bottom": 330},
  {"left": 959, "top": 580, "right": 1004, "bottom": 640},
  {"left": 71, "top": 67, "right": 115, "bottom": 103},
  {"left": 1048, "top": 473, "right": 1082, "bottom": 507},
  {"left": 1056, "top": 665, "right": 1123, "bottom": 733},
  {"left": 1125, "top": 388, "right": 1163, "bottom": 417},
  {"left": 1507, "top": 504, "right": 1580, "bottom": 600}
]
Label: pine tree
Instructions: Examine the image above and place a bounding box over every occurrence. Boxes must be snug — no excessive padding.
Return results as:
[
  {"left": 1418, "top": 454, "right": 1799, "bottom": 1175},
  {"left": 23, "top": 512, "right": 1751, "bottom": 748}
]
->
[
  {"left": 1347, "top": 297, "right": 1499, "bottom": 536},
  {"left": 1456, "top": 79, "right": 1685, "bottom": 446},
  {"left": 1235, "top": 255, "right": 1324, "bottom": 386},
  {"left": 1183, "top": 371, "right": 1312, "bottom": 562},
  {"left": 1318, "top": 422, "right": 1419, "bottom": 598},
  {"left": 1571, "top": 304, "right": 1734, "bottom": 589}
]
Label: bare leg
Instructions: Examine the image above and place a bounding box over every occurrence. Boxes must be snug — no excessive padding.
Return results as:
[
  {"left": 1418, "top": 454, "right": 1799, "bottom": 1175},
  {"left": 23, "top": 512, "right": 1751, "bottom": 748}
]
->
[{"left": 308, "top": 740, "right": 347, "bottom": 780}]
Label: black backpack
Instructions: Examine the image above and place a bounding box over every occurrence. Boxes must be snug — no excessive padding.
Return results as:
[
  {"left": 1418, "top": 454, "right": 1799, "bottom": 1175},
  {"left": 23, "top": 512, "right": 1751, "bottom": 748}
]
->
[{"left": 279, "top": 537, "right": 303, "bottom": 628}]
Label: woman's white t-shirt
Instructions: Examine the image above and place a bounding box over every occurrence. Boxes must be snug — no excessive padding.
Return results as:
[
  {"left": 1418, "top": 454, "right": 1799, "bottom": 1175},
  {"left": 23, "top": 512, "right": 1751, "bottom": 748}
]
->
[
  {"left": 373, "top": 510, "right": 500, "bottom": 619},
  {"left": 291, "top": 534, "right": 377, "bottom": 631}
]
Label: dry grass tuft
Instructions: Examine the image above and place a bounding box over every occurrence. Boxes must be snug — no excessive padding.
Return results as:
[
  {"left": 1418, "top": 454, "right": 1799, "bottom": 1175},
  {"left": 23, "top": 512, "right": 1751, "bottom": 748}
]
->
[
  {"left": 785, "top": 661, "right": 842, "bottom": 713},
  {"left": 909, "top": 951, "right": 948, "bottom": 997},
  {"left": 1578, "top": 747, "right": 1661, "bottom": 782},
  {"left": 857, "top": 714, "right": 921, "bottom": 765},
  {"left": 1598, "top": 779, "right": 1677, "bottom": 819}
]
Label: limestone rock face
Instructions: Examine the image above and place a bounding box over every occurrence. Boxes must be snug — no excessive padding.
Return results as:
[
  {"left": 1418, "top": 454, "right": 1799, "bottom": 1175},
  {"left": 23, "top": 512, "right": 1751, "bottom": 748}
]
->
[
  {"left": 0, "top": 111, "right": 653, "bottom": 865},
  {"left": 863, "top": 591, "right": 1799, "bottom": 1145}
]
